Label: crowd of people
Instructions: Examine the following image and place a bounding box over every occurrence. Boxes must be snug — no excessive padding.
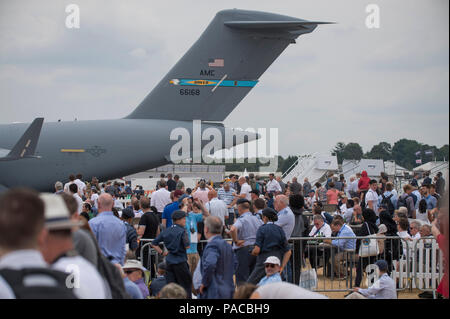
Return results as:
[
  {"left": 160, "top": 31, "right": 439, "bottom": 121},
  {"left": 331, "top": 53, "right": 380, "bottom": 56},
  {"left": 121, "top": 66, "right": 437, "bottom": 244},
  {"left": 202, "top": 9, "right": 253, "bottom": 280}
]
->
[{"left": 0, "top": 170, "right": 448, "bottom": 299}]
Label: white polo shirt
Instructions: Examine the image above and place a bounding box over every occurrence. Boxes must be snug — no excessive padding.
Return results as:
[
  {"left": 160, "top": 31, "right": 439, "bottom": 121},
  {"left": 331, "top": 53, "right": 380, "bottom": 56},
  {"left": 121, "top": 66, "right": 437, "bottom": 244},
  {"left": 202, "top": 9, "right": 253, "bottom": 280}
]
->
[
  {"left": 267, "top": 179, "right": 282, "bottom": 193},
  {"left": 239, "top": 182, "right": 252, "bottom": 201},
  {"left": 150, "top": 188, "right": 171, "bottom": 213}
]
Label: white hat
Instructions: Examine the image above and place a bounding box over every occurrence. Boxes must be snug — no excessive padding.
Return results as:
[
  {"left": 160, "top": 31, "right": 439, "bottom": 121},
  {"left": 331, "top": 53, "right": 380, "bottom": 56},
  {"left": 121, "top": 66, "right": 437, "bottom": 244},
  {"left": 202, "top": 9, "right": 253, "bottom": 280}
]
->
[
  {"left": 377, "top": 224, "right": 387, "bottom": 234},
  {"left": 264, "top": 256, "right": 281, "bottom": 266},
  {"left": 123, "top": 259, "right": 146, "bottom": 272},
  {"left": 40, "top": 193, "right": 82, "bottom": 230}
]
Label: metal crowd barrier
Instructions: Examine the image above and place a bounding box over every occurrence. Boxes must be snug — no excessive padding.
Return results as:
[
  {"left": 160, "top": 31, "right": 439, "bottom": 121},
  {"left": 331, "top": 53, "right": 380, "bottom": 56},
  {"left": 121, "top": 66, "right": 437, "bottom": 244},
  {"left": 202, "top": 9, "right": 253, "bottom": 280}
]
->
[
  {"left": 411, "top": 237, "right": 444, "bottom": 297},
  {"left": 287, "top": 236, "right": 443, "bottom": 293},
  {"left": 136, "top": 235, "right": 443, "bottom": 296}
]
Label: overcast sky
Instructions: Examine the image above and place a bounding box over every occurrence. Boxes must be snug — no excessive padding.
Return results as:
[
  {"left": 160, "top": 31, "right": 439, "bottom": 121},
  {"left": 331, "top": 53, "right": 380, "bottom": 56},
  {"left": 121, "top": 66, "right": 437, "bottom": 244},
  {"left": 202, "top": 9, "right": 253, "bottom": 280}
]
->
[{"left": 0, "top": 0, "right": 448, "bottom": 157}]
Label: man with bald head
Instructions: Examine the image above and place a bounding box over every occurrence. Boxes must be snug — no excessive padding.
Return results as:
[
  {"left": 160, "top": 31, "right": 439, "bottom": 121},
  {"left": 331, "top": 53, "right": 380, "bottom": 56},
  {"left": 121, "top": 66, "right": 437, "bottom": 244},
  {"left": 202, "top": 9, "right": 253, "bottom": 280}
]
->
[
  {"left": 205, "top": 190, "right": 229, "bottom": 226},
  {"left": 274, "top": 195, "right": 295, "bottom": 239},
  {"left": 237, "top": 176, "right": 252, "bottom": 201},
  {"left": 89, "top": 193, "right": 127, "bottom": 265}
]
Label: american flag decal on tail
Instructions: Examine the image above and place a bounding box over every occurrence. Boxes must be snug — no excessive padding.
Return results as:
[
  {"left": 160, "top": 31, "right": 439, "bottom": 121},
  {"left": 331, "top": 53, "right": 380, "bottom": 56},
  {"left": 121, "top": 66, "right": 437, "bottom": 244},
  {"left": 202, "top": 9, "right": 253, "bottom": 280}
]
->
[{"left": 208, "top": 58, "right": 224, "bottom": 67}]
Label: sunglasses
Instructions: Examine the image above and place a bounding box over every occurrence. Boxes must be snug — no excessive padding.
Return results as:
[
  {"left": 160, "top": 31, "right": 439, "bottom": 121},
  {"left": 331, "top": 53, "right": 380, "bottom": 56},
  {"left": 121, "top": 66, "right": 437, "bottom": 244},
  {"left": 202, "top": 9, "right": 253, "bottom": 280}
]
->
[
  {"left": 265, "top": 263, "right": 277, "bottom": 268},
  {"left": 124, "top": 269, "right": 138, "bottom": 274}
]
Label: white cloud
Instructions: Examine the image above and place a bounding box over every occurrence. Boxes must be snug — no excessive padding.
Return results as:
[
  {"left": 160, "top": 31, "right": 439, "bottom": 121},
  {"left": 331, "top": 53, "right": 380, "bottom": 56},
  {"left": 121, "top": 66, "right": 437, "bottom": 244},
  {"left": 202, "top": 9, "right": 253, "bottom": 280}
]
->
[{"left": 129, "top": 48, "right": 148, "bottom": 58}]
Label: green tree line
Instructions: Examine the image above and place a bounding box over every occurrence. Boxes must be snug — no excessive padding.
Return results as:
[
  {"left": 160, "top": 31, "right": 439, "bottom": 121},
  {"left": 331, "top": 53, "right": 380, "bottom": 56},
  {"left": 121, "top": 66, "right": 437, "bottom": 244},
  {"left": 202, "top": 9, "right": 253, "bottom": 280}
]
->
[
  {"left": 331, "top": 139, "right": 449, "bottom": 170},
  {"left": 201, "top": 139, "right": 448, "bottom": 173}
]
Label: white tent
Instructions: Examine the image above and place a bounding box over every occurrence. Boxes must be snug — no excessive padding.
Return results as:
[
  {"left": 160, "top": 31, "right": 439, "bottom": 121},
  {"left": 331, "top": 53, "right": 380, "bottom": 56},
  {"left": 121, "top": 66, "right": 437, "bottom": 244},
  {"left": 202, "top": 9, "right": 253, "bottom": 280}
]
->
[{"left": 243, "top": 168, "right": 249, "bottom": 177}]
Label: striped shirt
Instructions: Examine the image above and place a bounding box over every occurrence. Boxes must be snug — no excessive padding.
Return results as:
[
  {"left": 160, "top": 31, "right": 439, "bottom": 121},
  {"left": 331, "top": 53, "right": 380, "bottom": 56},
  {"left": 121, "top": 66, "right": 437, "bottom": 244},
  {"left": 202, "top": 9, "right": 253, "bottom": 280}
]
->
[{"left": 217, "top": 188, "right": 235, "bottom": 213}]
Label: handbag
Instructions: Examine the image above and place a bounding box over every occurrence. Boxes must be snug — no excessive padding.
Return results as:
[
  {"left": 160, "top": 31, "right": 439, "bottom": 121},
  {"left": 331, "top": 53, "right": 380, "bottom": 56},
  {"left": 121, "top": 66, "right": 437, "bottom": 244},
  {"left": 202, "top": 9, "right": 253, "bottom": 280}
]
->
[{"left": 358, "top": 223, "right": 379, "bottom": 257}]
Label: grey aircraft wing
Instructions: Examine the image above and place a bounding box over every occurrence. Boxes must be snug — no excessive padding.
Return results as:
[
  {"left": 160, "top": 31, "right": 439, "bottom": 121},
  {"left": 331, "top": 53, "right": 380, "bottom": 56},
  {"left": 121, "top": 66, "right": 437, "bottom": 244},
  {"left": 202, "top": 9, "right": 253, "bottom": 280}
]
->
[
  {"left": 126, "top": 9, "right": 332, "bottom": 121},
  {"left": 0, "top": 117, "right": 44, "bottom": 161}
]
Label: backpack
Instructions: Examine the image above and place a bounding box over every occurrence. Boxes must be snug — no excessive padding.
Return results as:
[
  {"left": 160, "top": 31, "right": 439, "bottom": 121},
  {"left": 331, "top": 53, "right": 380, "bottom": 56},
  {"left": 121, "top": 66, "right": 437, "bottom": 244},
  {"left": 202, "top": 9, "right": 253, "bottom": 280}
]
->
[
  {"left": 0, "top": 268, "right": 78, "bottom": 299},
  {"left": 380, "top": 194, "right": 395, "bottom": 215},
  {"left": 397, "top": 194, "right": 418, "bottom": 209},
  {"left": 396, "top": 195, "right": 409, "bottom": 209},
  {"left": 87, "top": 231, "right": 130, "bottom": 299}
]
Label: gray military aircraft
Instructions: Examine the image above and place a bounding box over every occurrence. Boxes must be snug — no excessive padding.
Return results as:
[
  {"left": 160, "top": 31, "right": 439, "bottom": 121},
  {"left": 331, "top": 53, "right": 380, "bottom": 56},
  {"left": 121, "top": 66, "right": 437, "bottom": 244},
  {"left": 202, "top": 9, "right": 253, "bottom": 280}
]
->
[{"left": 0, "top": 9, "right": 330, "bottom": 192}]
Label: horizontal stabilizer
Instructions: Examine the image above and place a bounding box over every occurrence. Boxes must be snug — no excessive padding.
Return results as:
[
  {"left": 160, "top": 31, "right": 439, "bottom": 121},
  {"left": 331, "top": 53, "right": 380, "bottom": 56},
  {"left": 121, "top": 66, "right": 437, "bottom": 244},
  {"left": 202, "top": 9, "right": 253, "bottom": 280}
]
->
[{"left": 224, "top": 20, "right": 335, "bottom": 31}]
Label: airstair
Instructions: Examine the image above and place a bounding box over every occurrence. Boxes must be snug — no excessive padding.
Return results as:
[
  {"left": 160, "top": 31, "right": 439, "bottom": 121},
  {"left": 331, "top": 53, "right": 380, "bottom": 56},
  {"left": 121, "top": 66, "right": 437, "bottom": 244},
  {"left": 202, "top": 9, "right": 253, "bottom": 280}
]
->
[{"left": 282, "top": 153, "right": 338, "bottom": 185}]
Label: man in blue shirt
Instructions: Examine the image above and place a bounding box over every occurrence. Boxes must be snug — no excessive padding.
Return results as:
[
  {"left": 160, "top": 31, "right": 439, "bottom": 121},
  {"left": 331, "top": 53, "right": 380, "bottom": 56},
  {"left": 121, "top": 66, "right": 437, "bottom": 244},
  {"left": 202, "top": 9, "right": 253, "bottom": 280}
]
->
[
  {"left": 151, "top": 210, "right": 192, "bottom": 298},
  {"left": 323, "top": 216, "right": 356, "bottom": 278},
  {"left": 257, "top": 256, "right": 283, "bottom": 286},
  {"left": 89, "top": 193, "right": 127, "bottom": 265},
  {"left": 162, "top": 190, "right": 184, "bottom": 229},
  {"left": 229, "top": 198, "right": 262, "bottom": 284},
  {"left": 421, "top": 184, "right": 437, "bottom": 210}
]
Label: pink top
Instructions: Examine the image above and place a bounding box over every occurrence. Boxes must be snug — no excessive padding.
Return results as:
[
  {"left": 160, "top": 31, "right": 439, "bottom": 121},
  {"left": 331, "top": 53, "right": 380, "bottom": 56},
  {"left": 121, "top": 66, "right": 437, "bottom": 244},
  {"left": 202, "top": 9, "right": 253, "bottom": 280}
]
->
[
  {"left": 326, "top": 189, "right": 339, "bottom": 205},
  {"left": 193, "top": 188, "right": 210, "bottom": 204}
]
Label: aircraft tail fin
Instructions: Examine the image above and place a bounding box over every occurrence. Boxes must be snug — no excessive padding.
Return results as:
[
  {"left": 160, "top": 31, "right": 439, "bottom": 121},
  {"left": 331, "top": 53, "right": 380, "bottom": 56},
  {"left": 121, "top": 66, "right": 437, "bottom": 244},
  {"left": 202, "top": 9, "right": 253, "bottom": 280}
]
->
[
  {"left": 8, "top": 118, "right": 44, "bottom": 159},
  {"left": 126, "top": 9, "right": 330, "bottom": 121}
]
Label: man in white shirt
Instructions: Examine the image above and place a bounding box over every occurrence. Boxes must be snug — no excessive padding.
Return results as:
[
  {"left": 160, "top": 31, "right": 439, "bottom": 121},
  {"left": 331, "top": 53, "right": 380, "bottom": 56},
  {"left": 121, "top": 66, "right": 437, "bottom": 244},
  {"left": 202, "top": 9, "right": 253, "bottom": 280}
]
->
[
  {"left": 205, "top": 190, "right": 229, "bottom": 225},
  {"left": 266, "top": 173, "right": 282, "bottom": 194},
  {"left": 91, "top": 189, "right": 99, "bottom": 209},
  {"left": 0, "top": 189, "right": 78, "bottom": 299},
  {"left": 397, "top": 218, "right": 412, "bottom": 258},
  {"left": 113, "top": 195, "right": 124, "bottom": 210},
  {"left": 150, "top": 180, "right": 171, "bottom": 215},
  {"left": 64, "top": 174, "right": 76, "bottom": 193},
  {"left": 365, "top": 180, "right": 380, "bottom": 215},
  {"left": 69, "top": 183, "right": 83, "bottom": 214},
  {"left": 74, "top": 174, "right": 86, "bottom": 197},
  {"left": 306, "top": 214, "right": 332, "bottom": 269},
  {"left": 237, "top": 177, "right": 252, "bottom": 201},
  {"left": 308, "top": 214, "right": 332, "bottom": 238},
  {"left": 38, "top": 193, "right": 109, "bottom": 299}
]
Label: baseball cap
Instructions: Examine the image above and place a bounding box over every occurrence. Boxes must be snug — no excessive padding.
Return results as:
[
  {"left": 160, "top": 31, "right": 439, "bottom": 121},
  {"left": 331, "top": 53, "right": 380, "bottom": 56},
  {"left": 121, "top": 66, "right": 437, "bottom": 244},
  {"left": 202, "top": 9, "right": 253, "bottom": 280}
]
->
[
  {"left": 264, "top": 256, "right": 281, "bottom": 266},
  {"left": 375, "top": 260, "right": 388, "bottom": 271},
  {"left": 172, "top": 210, "right": 187, "bottom": 221},
  {"left": 262, "top": 208, "right": 278, "bottom": 221},
  {"left": 41, "top": 193, "right": 83, "bottom": 230},
  {"left": 123, "top": 259, "right": 146, "bottom": 272}
]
